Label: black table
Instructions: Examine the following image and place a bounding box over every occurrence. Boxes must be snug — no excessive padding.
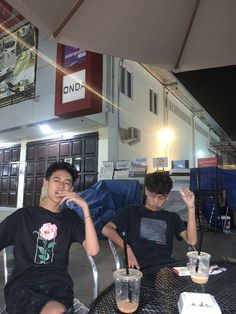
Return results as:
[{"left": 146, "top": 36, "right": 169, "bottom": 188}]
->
[{"left": 88, "top": 262, "right": 236, "bottom": 313}]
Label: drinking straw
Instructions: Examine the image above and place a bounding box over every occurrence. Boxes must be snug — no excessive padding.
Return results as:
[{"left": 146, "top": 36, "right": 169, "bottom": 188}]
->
[
  {"left": 122, "top": 231, "right": 129, "bottom": 275},
  {"left": 122, "top": 231, "right": 133, "bottom": 302},
  {"left": 195, "top": 229, "right": 204, "bottom": 272}
]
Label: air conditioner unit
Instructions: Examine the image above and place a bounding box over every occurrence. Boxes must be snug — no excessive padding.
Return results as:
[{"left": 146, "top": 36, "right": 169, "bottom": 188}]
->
[{"left": 119, "top": 127, "right": 141, "bottom": 145}]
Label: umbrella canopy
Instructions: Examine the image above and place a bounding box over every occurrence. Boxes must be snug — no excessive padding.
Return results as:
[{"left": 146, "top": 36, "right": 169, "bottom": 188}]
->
[{"left": 6, "top": 0, "right": 236, "bottom": 72}]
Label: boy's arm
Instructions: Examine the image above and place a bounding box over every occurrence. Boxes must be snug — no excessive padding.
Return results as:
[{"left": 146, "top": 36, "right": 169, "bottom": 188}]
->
[
  {"left": 102, "top": 222, "right": 140, "bottom": 269},
  {"left": 179, "top": 188, "right": 197, "bottom": 246},
  {"left": 60, "top": 192, "right": 99, "bottom": 256}
]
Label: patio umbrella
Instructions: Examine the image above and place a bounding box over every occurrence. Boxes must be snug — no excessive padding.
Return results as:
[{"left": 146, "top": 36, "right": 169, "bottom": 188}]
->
[{"left": 6, "top": 0, "right": 236, "bottom": 72}]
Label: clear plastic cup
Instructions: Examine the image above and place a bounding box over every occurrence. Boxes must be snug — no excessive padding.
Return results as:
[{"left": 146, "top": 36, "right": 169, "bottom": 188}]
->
[
  {"left": 187, "top": 251, "right": 211, "bottom": 284},
  {"left": 113, "top": 268, "right": 142, "bottom": 313}
]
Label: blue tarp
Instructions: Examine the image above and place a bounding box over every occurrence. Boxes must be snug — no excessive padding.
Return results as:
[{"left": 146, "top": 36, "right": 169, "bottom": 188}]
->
[
  {"left": 218, "top": 169, "right": 236, "bottom": 212},
  {"left": 190, "top": 167, "right": 236, "bottom": 211},
  {"left": 65, "top": 179, "right": 141, "bottom": 238}
]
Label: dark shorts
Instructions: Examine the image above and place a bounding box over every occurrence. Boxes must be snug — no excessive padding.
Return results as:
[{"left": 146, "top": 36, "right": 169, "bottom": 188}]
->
[{"left": 5, "top": 279, "right": 74, "bottom": 314}]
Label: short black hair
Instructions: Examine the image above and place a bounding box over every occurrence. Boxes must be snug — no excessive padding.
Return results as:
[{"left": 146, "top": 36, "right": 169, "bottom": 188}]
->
[
  {"left": 45, "top": 161, "right": 78, "bottom": 184},
  {"left": 145, "top": 171, "right": 173, "bottom": 194}
]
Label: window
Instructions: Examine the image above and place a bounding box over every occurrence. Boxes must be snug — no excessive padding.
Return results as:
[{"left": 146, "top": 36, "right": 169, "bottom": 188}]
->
[
  {"left": 149, "top": 89, "right": 158, "bottom": 115},
  {"left": 120, "top": 66, "right": 133, "bottom": 98}
]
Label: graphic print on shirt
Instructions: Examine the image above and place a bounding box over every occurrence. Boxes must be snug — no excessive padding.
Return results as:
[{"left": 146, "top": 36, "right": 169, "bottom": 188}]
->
[
  {"left": 33, "top": 223, "right": 57, "bottom": 264},
  {"left": 140, "top": 217, "right": 167, "bottom": 244}
]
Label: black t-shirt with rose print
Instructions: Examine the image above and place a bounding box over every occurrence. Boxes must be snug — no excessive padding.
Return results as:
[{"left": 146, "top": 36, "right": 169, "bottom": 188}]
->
[{"left": 0, "top": 206, "right": 85, "bottom": 294}]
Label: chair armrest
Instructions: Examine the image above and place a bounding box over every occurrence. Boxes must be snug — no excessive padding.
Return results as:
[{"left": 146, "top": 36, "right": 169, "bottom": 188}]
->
[
  {"left": 86, "top": 254, "right": 98, "bottom": 300},
  {"left": 108, "top": 239, "right": 121, "bottom": 270}
]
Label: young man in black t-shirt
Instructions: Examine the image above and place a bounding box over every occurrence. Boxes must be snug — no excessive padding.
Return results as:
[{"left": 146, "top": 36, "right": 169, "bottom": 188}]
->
[
  {"left": 0, "top": 161, "right": 99, "bottom": 314},
  {"left": 102, "top": 171, "right": 197, "bottom": 270}
]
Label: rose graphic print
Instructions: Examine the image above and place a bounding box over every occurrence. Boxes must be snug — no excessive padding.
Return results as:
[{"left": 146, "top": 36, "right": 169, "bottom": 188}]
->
[
  {"left": 33, "top": 223, "right": 57, "bottom": 264},
  {"left": 39, "top": 223, "right": 57, "bottom": 241}
]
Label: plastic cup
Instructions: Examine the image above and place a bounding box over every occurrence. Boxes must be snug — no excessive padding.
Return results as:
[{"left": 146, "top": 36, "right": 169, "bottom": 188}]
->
[
  {"left": 113, "top": 268, "right": 142, "bottom": 313},
  {"left": 187, "top": 251, "right": 211, "bottom": 284}
]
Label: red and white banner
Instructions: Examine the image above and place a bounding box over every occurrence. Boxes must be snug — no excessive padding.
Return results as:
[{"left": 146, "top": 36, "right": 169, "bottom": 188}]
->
[{"left": 197, "top": 157, "right": 217, "bottom": 168}]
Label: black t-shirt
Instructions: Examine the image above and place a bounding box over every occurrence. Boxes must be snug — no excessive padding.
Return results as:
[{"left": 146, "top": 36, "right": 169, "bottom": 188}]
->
[
  {"left": 112, "top": 205, "right": 186, "bottom": 269},
  {"left": 0, "top": 206, "right": 85, "bottom": 292}
]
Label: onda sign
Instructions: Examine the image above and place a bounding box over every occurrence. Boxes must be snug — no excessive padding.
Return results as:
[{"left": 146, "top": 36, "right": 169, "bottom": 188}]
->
[
  {"left": 62, "top": 70, "right": 85, "bottom": 103},
  {"left": 55, "top": 44, "right": 102, "bottom": 118}
]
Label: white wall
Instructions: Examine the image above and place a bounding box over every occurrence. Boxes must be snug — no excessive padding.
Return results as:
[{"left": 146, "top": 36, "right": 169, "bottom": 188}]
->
[
  {"left": 167, "top": 93, "right": 193, "bottom": 167},
  {"left": 117, "top": 60, "right": 165, "bottom": 172},
  {"left": 103, "top": 57, "right": 219, "bottom": 172}
]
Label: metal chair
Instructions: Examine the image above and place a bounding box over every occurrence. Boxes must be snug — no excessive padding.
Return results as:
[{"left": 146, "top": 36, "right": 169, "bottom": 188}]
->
[
  {"left": 1, "top": 245, "right": 98, "bottom": 314},
  {"left": 108, "top": 239, "right": 121, "bottom": 270},
  {"left": 0, "top": 246, "right": 14, "bottom": 314}
]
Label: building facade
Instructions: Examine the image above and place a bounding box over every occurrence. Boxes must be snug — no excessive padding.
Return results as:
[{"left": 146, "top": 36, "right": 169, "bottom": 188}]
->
[{"left": 0, "top": 22, "right": 229, "bottom": 208}]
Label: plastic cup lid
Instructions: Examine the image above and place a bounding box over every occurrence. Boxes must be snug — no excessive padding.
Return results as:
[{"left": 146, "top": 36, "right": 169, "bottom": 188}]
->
[
  {"left": 187, "top": 251, "right": 211, "bottom": 258},
  {"left": 113, "top": 268, "right": 143, "bottom": 281}
]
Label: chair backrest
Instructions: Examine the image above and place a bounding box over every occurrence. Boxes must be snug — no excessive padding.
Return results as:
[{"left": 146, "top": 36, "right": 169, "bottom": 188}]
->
[{"left": 108, "top": 239, "right": 121, "bottom": 270}]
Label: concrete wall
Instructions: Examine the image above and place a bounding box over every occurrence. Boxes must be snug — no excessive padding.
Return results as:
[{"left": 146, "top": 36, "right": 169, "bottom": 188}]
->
[{"left": 103, "top": 58, "right": 218, "bottom": 173}]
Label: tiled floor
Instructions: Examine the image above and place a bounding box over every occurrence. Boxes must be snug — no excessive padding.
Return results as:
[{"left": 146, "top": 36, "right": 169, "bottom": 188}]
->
[{"left": 1, "top": 210, "right": 236, "bottom": 309}]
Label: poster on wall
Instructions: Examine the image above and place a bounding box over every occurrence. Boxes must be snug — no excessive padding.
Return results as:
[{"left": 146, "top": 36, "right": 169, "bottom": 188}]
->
[
  {"left": 115, "top": 160, "right": 130, "bottom": 170},
  {"left": 102, "top": 161, "right": 115, "bottom": 169},
  {"left": 131, "top": 157, "right": 147, "bottom": 168},
  {"left": 0, "top": 23, "right": 37, "bottom": 105},
  {"left": 153, "top": 157, "right": 168, "bottom": 168},
  {"left": 129, "top": 158, "right": 147, "bottom": 179}
]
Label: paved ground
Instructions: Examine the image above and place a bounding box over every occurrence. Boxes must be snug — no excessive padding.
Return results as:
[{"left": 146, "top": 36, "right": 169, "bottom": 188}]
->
[{"left": 1, "top": 209, "right": 236, "bottom": 310}]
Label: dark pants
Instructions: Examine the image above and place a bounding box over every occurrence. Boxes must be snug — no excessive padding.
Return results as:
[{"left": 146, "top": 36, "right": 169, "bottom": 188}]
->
[{"left": 5, "top": 279, "right": 74, "bottom": 314}]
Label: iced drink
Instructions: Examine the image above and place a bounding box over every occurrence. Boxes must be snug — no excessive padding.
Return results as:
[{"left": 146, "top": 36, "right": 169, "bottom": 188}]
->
[
  {"left": 117, "top": 300, "right": 138, "bottom": 313},
  {"left": 190, "top": 273, "right": 209, "bottom": 284},
  {"left": 113, "top": 268, "right": 142, "bottom": 313},
  {"left": 187, "top": 251, "right": 211, "bottom": 285}
]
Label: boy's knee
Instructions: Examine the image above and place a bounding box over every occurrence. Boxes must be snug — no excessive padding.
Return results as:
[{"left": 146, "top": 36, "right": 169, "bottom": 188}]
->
[{"left": 40, "top": 300, "right": 66, "bottom": 314}]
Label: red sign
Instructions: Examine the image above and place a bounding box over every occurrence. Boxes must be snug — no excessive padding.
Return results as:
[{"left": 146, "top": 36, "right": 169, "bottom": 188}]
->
[
  {"left": 197, "top": 157, "right": 217, "bottom": 168},
  {"left": 55, "top": 44, "right": 102, "bottom": 118}
]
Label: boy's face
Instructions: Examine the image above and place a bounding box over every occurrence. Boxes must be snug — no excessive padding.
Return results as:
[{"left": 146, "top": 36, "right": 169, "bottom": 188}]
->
[
  {"left": 43, "top": 169, "right": 73, "bottom": 204},
  {"left": 145, "top": 188, "right": 169, "bottom": 211}
]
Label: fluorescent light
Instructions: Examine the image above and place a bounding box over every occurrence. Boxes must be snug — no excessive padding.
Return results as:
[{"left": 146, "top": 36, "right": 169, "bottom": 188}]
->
[{"left": 40, "top": 124, "right": 52, "bottom": 134}]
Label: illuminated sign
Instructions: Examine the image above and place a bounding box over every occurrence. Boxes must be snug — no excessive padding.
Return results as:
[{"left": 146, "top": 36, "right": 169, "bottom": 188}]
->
[
  {"left": 55, "top": 44, "right": 102, "bottom": 118},
  {"left": 63, "top": 46, "right": 86, "bottom": 68},
  {"left": 62, "top": 70, "right": 85, "bottom": 103}
]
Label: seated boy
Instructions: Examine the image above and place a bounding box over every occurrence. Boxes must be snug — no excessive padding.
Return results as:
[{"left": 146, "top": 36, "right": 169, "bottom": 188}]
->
[
  {"left": 0, "top": 161, "right": 99, "bottom": 314},
  {"left": 102, "top": 171, "right": 197, "bottom": 270}
]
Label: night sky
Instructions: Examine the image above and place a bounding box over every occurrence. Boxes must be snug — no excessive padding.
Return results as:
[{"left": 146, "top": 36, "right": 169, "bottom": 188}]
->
[{"left": 174, "top": 65, "right": 236, "bottom": 141}]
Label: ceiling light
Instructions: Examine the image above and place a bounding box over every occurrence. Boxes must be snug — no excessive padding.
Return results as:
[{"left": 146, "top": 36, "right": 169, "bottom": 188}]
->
[{"left": 40, "top": 124, "right": 52, "bottom": 134}]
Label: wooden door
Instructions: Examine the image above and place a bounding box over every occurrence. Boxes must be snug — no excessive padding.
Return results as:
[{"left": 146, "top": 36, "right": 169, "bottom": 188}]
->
[
  {"left": 0, "top": 146, "right": 20, "bottom": 207},
  {"left": 24, "top": 133, "right": 98, "bottom": 206}
]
